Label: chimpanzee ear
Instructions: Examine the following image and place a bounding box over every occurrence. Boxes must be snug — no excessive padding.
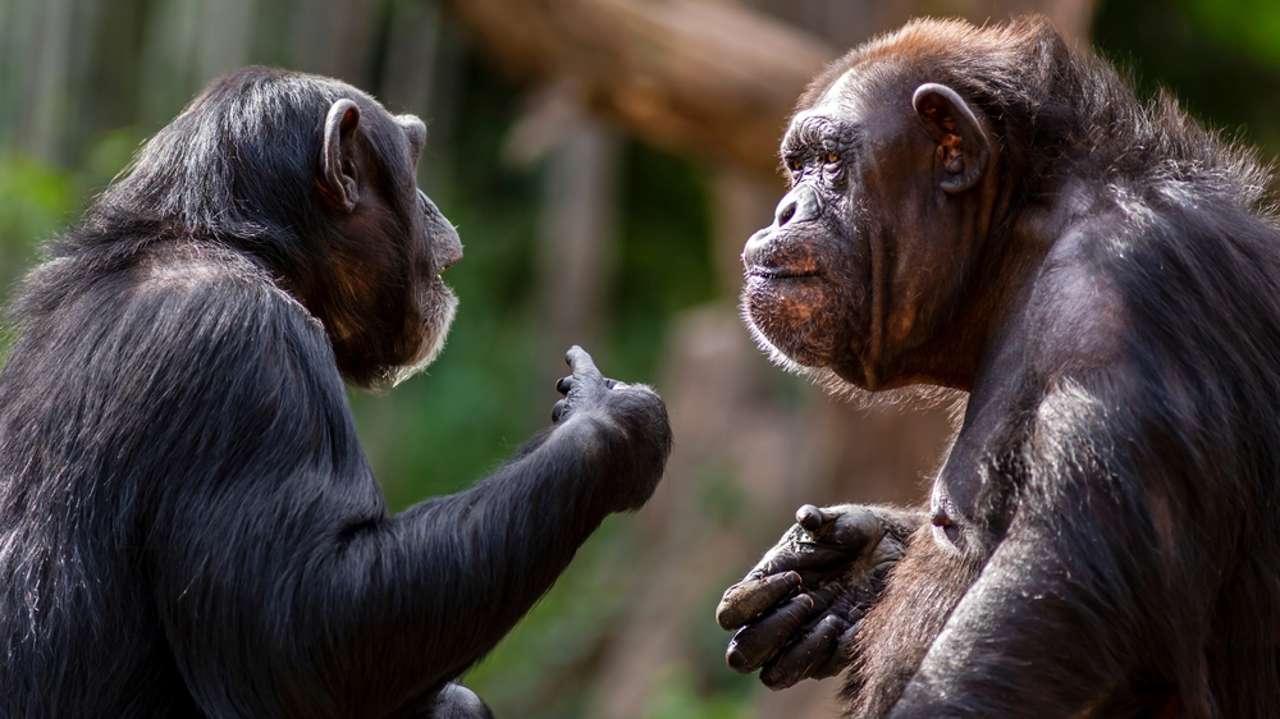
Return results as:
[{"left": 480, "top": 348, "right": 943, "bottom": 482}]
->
[
  {"left": 322, "top": 99, "right": 362, "bottom": 213},
  {"left": 912, "top": 83, "right": 990, "bottom": 194}
]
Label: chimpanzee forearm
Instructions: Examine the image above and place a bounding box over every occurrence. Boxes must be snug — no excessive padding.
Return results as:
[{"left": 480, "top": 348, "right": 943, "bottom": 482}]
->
[{"left": 375, "top": 413, "right": 652, "bottom": 681}]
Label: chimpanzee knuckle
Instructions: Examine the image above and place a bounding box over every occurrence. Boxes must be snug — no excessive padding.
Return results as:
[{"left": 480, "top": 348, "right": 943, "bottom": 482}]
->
[
  {"left": 605, "top": 389, "right": 670, "bottom": 442},
  {"left": 609, "top": 383, "right": 664, "bottom": 414}
]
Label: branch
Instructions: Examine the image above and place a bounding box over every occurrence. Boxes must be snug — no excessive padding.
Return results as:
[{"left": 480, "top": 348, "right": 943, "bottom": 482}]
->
[{"left": 448, "top": 0, "right": 838, "bottom": 178}]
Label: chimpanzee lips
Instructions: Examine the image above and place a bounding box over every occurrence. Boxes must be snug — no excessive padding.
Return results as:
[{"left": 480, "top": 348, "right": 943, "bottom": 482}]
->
[{"left": 746, "top": 266, "right": 821, "bottom": 280}]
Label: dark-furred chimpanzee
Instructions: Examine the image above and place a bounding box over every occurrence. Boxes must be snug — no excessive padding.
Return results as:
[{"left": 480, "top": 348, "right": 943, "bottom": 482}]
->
[
  {"left": 715, "top": 17, "right": 1280, "bottom": 718},
  {"left": 0, "top": 68, "right": 671, "bottom": 718}
]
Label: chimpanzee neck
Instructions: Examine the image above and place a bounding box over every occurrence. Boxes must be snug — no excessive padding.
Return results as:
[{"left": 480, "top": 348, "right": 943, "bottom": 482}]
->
[{"left": 932, "top": 175, "right": 1095, "bottom": 392}]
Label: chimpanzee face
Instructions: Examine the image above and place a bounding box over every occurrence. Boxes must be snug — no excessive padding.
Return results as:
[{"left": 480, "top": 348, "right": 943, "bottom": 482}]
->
[
  {"left": 385, "top": 112, "right": 463, "bottom": 386},
  {"left": 740, "top": 65, "right": 995, "bottom": 393},
  {"left": 316, "top": 89, "right": 463, "bottom": 388}
]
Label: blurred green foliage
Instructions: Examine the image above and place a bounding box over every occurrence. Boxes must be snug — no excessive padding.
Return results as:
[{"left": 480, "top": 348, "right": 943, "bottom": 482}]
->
[
  {"left": 0, "top": 156, "right": 74, "bottom": 278},
  {"left": 1094, "top": 0, "right": 1280, "bottom": 150}
]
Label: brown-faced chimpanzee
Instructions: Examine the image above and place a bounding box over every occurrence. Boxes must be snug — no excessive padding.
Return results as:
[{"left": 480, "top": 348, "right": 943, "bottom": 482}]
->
[
  {"left": 0, "top": 68, "right": 671, "bottom": 718},
  {"left": 716, "top": 17, "right": 1280, "bottom": 718}
]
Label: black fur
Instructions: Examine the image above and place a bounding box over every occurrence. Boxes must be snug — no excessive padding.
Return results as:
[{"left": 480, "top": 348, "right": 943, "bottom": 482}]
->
[
  {"left": 726, "top": 17, "right": 1280, "bottom": 717},
  {"left": 836, "top": 19, "right": 1280, "bottom": 717},
  {"left": 0, "top": 67, "right": 670, "bottom": 718}
]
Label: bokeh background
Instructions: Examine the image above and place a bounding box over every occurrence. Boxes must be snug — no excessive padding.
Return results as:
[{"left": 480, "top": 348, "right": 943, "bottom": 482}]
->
[{"left": 1, "top": 0, "right": 1276, "bottom": 716}]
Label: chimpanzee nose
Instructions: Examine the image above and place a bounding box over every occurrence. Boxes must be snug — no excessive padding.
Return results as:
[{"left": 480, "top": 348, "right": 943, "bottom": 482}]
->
[{"left": 773, "top": 184, "right": 821, "bottom": 228}]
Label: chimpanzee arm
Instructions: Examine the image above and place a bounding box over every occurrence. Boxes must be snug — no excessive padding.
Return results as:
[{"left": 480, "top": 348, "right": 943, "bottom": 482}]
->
[
  {"left": 143, "top": 279, "right": 669, "bottom": 717},
  {"left": 886, "top": 374, "right": 1218, "bottom": 718}
]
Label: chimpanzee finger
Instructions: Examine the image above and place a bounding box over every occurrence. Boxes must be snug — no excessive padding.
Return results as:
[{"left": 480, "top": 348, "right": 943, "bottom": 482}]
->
[
  {"left": 759, "top": 614, "right": 846, "bottom": 689},
  {"left": 716, "top": 571, "right": 801, "bottom": 629},
  {"left": 755, "top": 543, "right": 852, "bottom": 577},
  {"left": 795, "top": 505, "right": 826, "bottom": 531},
  {"left": 551, "top": 399, "right": 569, "bottom": 423},
  {"left": 556, "top": 376, "right": 573, "bottom": 395},
  {"left": 726, "top": 593, "right": 816, "bottom": 672},
  {"left": 811, "top": 620, "right": 859, "bottom": 679},
  {"left": 565, "top": 345, "right": 602, "bottom": 378},
  {"left": 794, "top": 504, "right": 883, "bottom": 554}
]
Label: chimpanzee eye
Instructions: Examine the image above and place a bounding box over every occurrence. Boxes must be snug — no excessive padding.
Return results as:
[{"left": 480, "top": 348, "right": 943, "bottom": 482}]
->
[
  {"left": 826, "top": 151, "right": 840, "bottom": 164},
  {"left": 788, "top": 158, "right": 803, "bottom": 172}
]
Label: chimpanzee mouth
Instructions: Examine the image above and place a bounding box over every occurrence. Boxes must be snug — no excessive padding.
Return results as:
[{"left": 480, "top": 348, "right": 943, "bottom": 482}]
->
[
  {"left": 387, "top": 282, "right": 459, "bottom": 388},
  {"left": 746, "top": 266, "right": 821, "bottom": 281}
]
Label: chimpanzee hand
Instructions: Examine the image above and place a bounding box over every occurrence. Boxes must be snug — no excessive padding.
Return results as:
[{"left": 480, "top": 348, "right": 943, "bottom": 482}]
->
[
  {"left": 715, "top": 504, "right": 918, "bottom": 689},
  {"left": 552, "top": 345, "right": 672, "bottom": 512}
]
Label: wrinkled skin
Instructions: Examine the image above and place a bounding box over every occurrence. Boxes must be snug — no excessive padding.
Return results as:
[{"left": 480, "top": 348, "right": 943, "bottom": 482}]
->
[
  {"left": 740, "top": 69, "right": 1000, "bottom": 392},
  {"left": 721, "top": 16, "right": 1280, "bottom": 719},
  {"left": 729, "top": 37, "right": 1011, "bottom": 695}
]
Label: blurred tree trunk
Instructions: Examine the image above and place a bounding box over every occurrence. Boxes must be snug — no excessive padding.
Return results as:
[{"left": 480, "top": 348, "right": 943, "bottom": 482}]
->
[
  {"left": 450, "top": 0, "right": 835, "bottom": 177},
  {"left": 511, "top": 91, "right": 622, "bottom": 381},
  {"left": 196, "top": 0, "right": 254, "bottom": 84},
  {"left": 452, "top": 1, "right": 1094, "bottom": 717},
  {"left": 11, "top": 0, "right": 74, "bottom": 162},
  {"left": 288, "top": 0, "right": 380, "bottom": 82}
]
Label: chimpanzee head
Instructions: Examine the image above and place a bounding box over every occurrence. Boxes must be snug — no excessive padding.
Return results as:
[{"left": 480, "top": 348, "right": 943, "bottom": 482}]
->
[
  {"left": 741, "top": 20, "right": 1053, "bottom": 394},
  {"left": 103, "top": 66, "right": 461, "bottom": 388}
]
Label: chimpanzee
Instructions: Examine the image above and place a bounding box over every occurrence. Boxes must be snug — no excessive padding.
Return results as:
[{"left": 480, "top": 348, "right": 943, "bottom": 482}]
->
[
  {"left": 717, "top": 17, "right": 1280, "bottom": 718},
  {"left": 0, "top": 67, "right": 671, "bottom": 718}
]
